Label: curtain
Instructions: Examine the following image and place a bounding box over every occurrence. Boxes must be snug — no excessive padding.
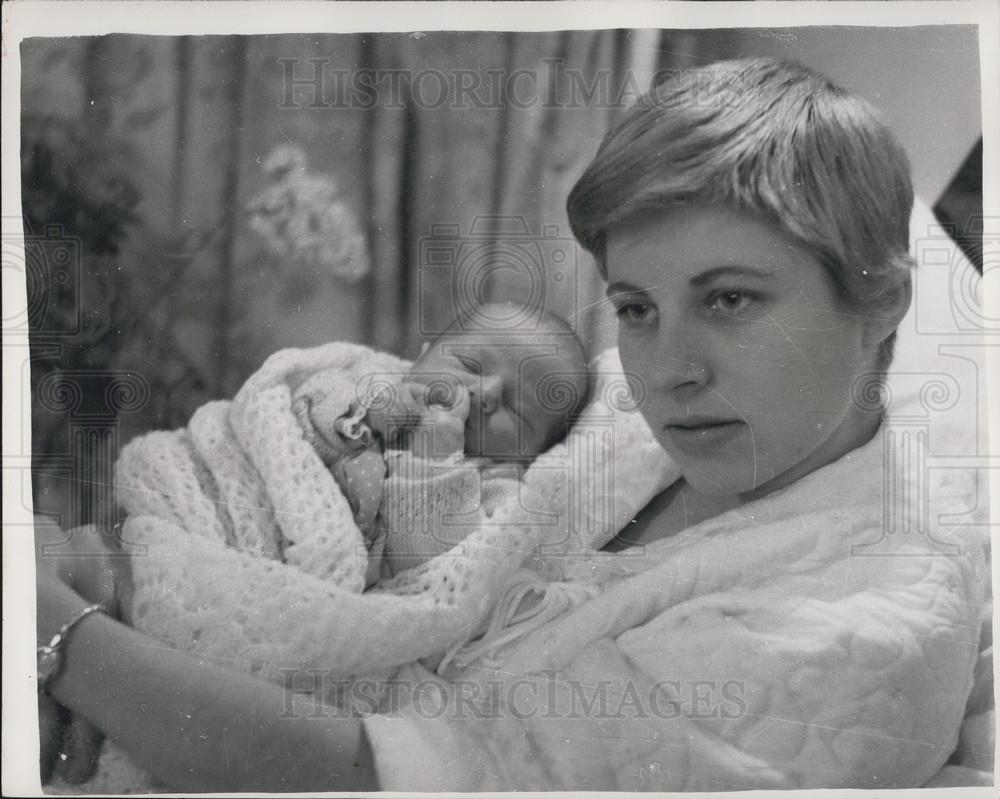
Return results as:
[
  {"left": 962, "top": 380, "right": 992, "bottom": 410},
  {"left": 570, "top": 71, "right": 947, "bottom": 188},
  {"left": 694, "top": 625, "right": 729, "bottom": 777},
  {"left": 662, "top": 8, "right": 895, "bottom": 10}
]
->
[{"left": 20, "top": 30, "right": 669, "bottom": 525}]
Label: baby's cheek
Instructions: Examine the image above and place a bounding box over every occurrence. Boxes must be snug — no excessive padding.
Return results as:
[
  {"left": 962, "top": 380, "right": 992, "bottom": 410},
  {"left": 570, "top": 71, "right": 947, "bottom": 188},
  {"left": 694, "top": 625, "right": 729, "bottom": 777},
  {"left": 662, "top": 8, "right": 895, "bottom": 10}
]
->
[{"left": 489, "top": 413, "right": 523, "bottom": 454}]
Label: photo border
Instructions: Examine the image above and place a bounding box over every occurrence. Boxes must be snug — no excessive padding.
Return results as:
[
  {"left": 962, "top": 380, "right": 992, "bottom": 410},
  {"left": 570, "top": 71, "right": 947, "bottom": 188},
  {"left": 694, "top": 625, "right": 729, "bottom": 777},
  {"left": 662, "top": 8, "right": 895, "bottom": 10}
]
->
[{"left": 3, "top": 2, "right": 998, "bottom": 796}]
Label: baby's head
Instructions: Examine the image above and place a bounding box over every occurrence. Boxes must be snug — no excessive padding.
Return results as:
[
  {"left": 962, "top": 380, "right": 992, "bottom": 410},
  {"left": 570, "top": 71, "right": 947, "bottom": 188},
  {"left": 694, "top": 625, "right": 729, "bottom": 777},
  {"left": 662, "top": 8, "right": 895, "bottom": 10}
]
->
[{"left": 402, "top": 303, "right": 590, "bottom": 464}]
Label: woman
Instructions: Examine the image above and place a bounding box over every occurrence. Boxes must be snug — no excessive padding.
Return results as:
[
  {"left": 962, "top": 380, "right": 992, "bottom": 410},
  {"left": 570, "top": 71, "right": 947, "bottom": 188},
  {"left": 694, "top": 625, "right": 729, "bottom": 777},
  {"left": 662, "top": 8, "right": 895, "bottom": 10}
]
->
[{"left": 36, "top": 58, "right": 988, "bottom": 791}]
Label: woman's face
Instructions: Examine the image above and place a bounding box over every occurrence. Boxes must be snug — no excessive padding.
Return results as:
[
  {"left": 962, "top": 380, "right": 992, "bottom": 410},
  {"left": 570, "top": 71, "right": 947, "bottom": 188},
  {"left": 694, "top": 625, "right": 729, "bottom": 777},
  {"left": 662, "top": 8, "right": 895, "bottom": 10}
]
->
[{"left": 605, "top": 204, "right": 881, "bottom": 499}]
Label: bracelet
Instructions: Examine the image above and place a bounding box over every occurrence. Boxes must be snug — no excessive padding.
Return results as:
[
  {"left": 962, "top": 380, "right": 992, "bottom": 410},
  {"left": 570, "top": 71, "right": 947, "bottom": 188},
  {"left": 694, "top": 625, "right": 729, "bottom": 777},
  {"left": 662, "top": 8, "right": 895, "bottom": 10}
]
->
[{"left": 37, "top": 603, "right": 105, "bottom": 694}]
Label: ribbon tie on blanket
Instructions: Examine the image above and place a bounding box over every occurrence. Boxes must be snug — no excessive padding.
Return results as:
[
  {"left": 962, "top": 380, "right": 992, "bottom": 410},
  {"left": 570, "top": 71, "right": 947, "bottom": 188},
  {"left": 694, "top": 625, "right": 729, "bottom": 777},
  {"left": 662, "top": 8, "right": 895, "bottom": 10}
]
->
[{"left": 437, "top": 569, "right": 604, "bottom": 675}]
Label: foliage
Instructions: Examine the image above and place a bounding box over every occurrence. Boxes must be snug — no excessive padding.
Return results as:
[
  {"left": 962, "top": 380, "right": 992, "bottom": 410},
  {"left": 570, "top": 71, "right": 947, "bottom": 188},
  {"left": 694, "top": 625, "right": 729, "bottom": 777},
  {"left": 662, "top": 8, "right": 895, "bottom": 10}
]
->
[{"left": 21, "top": 112, "right": 146, "bottom": 522}]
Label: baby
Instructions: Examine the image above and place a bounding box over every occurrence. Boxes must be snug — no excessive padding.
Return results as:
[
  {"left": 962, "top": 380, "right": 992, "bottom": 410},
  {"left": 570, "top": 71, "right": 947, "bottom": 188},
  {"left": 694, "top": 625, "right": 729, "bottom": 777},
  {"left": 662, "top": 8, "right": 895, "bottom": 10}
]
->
[
  {"left": 83, "top": 306, "right": 644, "bottom": 790},
  {"left": 290, "top": 304, "right": 591, "bottom": 581}
]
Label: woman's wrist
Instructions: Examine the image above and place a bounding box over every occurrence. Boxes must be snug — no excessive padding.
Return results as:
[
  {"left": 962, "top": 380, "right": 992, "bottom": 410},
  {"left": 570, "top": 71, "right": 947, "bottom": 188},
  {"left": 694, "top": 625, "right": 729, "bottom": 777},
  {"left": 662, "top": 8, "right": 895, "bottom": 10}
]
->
[
  {"left": 37, "top": 574, "right": 93, "bottom": 646},
  {"left": 36, "top": 577, "right": 110, "bottom": 698},
  {"left": 42, "top": 609, "right": 379, "bottom": 791},
  {"left": 37, "top": 602, "right": 106, "bottom": 694}
]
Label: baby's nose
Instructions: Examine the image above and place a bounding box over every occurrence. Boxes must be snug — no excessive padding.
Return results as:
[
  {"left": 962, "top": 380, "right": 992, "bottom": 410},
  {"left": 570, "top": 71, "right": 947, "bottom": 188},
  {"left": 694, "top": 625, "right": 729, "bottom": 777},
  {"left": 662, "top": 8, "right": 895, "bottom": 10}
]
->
[{"left": 470, "top": 374, "right": 503, "bottom": 415}]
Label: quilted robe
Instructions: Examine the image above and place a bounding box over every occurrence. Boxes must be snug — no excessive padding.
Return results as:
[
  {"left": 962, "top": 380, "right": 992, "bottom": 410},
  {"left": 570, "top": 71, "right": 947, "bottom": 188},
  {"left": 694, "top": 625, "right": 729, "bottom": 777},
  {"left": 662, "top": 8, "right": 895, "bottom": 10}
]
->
[
  {"left": 359, "top": 201, "right": 993, "bottom": 790},
  {"left": 363, "top": 417, "right": 989, "bottom": 789}
]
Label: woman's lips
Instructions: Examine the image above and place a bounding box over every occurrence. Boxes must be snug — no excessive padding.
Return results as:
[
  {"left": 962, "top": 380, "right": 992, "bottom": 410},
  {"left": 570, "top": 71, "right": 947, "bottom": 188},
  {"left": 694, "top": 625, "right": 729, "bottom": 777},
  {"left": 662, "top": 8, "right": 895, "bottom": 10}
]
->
[{"left": 665, "top": 420, "right": 744, "bottom": 452}]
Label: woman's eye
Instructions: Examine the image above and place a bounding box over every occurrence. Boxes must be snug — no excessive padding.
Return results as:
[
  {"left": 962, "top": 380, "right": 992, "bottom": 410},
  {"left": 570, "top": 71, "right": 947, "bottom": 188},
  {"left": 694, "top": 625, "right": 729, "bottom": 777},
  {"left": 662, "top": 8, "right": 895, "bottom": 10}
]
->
[
  {"left": 615, "top": 302, "right": 654, "bottom": 324},
  {"left": 708, "top": 290, "right": 754, "bottom": 315}
]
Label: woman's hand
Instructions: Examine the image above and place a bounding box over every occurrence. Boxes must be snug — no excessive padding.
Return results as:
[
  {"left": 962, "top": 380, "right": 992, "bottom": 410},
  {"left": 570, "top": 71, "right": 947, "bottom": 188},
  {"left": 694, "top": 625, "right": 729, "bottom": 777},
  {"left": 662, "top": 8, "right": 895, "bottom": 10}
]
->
[
  {"left": 36, "top": 572, "right": 105, "bottom": 783},
  {"left": 34, "top": 518, "right": 378, "bottom": 791},
  {"left": 35, "top": 518, "right": 131, "bottom": 784},
  {"left": 35, "top": 518, "right": 131, "bottom": 629}
]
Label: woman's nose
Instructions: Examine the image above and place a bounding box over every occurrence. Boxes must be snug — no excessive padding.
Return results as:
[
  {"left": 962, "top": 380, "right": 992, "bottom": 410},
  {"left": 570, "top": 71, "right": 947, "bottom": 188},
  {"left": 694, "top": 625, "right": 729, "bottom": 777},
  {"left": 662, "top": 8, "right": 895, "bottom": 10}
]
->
[
  {"left": 469, "top": 373, "right": 503, "bottom": 415},
  {"left": 654, "top": 322, "right": 711, "bottom": 394}
]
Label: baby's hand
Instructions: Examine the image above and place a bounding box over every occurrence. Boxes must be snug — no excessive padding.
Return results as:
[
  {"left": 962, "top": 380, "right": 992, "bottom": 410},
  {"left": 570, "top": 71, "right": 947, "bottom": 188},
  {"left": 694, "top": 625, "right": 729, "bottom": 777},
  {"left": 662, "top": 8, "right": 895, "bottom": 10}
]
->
[
  {"left": 365, "top": 382, "right": 425, "bottom": 443},
  {"left": 403, "top": 378, "right": 469, "bottom": 459},
  {"left": 367, "top": 379, "right": 469, "bottom": 454}
]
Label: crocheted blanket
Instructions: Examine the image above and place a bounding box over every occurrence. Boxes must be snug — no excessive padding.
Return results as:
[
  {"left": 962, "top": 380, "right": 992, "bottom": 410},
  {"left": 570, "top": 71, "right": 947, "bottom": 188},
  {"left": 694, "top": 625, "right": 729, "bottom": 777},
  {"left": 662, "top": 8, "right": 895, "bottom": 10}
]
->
[
  {"left": 48, "top": 343, "right": 675, "bottom": 793},
  {"left": 115, "top": 342, "right": 676, "bottom": 686}
]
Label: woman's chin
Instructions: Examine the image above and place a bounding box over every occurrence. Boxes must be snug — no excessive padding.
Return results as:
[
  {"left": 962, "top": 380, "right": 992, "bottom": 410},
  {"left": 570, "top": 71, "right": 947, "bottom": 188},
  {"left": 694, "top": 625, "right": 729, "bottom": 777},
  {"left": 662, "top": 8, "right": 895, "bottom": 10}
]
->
[{"left": 671, "top": 457, "right": 781, "bottom": 499}]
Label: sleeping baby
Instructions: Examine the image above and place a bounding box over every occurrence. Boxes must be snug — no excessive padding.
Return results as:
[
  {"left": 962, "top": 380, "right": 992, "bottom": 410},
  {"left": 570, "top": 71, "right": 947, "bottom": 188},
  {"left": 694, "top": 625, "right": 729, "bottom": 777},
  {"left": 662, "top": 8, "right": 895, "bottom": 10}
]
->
[
  {"left": 78, "top": 304, "right": 624, "bottom": 792},
  {"left": 290, "top": 305, "right": 591, "bottom": 583},
  {"left": 65, "top": 308, "right": 675, "bottom": 792},
  {"left": 115, "top": 302, "right": 597, "bottom": 610}
]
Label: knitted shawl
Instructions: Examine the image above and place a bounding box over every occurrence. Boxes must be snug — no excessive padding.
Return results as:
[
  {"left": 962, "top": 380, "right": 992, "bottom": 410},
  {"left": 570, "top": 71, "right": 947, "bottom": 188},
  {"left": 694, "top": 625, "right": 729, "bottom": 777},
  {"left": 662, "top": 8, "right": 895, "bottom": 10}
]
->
[{"left": 115, "top": 343, "right": 679, "bottom": 687}]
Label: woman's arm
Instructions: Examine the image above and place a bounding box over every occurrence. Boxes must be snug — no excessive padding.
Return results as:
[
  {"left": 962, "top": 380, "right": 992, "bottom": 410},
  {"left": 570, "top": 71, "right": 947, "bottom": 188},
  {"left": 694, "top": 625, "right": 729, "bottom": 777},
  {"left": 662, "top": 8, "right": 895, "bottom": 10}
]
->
[{"left": 40, "top": 575, "right": 378, "bottom": 792}]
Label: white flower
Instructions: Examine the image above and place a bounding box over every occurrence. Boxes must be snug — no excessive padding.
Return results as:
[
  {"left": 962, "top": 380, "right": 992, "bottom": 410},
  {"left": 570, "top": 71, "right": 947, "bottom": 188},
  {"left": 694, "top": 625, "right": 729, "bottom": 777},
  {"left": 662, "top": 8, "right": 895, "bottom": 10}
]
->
[{"left": 246, "top": 144, "right": 370, "bottom": 282}]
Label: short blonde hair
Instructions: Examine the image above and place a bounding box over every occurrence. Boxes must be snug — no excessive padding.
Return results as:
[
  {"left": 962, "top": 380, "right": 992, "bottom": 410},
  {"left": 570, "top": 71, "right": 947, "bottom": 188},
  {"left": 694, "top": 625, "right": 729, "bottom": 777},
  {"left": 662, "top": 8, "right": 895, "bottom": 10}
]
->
[{"left": 567, "top": 58, "right": 914, "bottom": 368}]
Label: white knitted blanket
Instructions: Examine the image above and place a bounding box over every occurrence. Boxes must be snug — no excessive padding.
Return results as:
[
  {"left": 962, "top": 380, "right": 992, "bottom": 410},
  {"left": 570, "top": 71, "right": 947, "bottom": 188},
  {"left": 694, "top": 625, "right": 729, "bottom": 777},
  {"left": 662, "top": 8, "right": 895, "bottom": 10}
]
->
[
  {"left": 114, "top": 342, "right": 677, "bottom": 690},
  {"left": 44, "top": 343, "right": 675, "bottom": 793}
]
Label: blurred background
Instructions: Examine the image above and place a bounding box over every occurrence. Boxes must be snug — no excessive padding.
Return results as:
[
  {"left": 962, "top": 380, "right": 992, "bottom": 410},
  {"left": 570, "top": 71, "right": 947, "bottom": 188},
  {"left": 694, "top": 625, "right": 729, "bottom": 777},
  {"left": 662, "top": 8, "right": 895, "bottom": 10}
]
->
[{"left": 19, "top": 26, "right": 982, "bottom": 528}]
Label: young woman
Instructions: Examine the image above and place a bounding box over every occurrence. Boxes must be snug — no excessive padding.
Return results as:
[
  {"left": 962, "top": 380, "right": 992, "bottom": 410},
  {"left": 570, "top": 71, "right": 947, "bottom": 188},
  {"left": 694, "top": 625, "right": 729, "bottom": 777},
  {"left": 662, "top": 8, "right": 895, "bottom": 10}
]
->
[{"left": 35, "top": 58, "right": 987, "bottom": 791}]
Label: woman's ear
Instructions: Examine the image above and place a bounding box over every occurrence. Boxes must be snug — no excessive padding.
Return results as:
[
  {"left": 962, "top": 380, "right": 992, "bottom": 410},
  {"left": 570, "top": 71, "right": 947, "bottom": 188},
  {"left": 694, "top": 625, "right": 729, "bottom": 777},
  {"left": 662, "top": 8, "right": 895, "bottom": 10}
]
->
[{"left": 861, "top": 272, "right": 913, "bottom": 351}]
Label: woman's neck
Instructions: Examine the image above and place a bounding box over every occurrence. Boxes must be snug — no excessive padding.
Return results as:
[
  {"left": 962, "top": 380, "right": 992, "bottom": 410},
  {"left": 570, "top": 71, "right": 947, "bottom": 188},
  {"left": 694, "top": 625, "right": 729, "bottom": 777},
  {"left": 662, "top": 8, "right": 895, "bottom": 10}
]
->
[
  {"left": 605, "top": 405, "right": 884, "bottom": 552},
  {"left": 738, "top": 405, "right": 884, "bottom": 504},
  {"left": 604, "top": 479, "right": 741, "bottom": 551}
]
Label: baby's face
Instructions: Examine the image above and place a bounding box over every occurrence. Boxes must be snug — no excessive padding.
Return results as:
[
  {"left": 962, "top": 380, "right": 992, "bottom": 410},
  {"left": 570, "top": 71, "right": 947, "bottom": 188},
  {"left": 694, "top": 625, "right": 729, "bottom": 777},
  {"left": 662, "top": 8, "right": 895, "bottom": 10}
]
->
[{"left": 406, "top": 331, "right": 587, "bottom": 461}]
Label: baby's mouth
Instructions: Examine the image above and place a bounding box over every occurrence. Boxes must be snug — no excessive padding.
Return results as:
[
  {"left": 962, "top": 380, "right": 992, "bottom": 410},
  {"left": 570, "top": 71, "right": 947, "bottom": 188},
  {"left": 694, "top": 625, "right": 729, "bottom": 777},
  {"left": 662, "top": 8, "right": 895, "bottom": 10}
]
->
[{"left": 462, "top": 417, "right": 480, "bottom": 458}]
